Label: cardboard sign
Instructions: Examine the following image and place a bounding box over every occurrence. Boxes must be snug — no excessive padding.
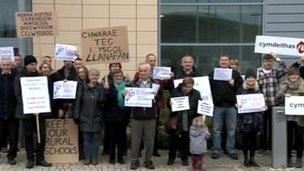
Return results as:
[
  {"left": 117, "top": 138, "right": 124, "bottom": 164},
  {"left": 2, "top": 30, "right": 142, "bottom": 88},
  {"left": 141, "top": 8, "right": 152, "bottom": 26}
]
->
[
  {"left": 20, "top": 76, "right": 51, "bottom": 114},
  {"left": 15, "top": 11, "right": 57, "bottom": 38},
  {"left": 170, "top": 96, "right": 190, "bottom": 112},
  {"left": 173, "top": 76, "right": 213, "bottom": 103},
  {"left": 285, "top": 96, "right": 304, "bottom": 115},
  {"left": 124, "top": 87, "right": 154, "bottom": 107},
  {"left": 54, "top": 44, "right": 78, "bottom": 61},
  {"left": 255, "top": 35, "right": 304, "bottom": 56},
  {"left": 236, "top": 93, "right": 266, "bottom": 114},
  {"left": 153, "top": 67, "right": 171, "bottom": 80},
  {"left": 45, "top": 119, "right": 79, "bottom": 163},
  {"left": 197, "top": 100, "right": 214, "bottom": 117},
  {"left": 0, "top": 47, "right": 14, "bottom": 60},
  {"left": 213, "top": 68, "right": 232, "bottom": 81},
  {"left": 81, "top": 26, "right": 129, "bottom": 64},
  {"left": 53, "top": 81, "right": 77, "bottom": 99}
]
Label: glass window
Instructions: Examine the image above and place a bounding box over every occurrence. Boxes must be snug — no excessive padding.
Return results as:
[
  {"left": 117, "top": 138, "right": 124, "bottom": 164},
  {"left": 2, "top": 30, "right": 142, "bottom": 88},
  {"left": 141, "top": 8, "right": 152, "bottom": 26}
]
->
[
  {"left": 161, "top": 5, "right": 262, "bottom": 43},
  {"left": 0, "top": 0, "right": 18, "bottom": 38},
  {"left": 161, "top": 46, "right": 260, "bottom": 75},
  {"left": 162, "top": 0, "right": 262, "bottom": 3}
]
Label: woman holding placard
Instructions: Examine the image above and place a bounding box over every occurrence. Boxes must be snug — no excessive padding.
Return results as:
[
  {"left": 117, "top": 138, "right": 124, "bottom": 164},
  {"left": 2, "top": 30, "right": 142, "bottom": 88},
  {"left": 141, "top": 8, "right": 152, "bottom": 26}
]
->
[
  {"left": 74, "top": 68, "right": 106, "bottom": 165},
  {"left": 276, "top": 68, "right": 304, "bottom": 168},
  {"left": 236, "top": 69, "right": 263, "bottom": 167},
  {"left": 167, "top": 77, "right": 201, "bottom": 166}
]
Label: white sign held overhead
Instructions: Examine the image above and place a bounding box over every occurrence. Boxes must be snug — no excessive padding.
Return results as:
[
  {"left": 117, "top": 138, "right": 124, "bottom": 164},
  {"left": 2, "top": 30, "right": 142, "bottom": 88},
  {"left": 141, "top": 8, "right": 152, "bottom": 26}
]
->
[
  {"left": 124, "top": 87, "right": 154, "bottom": 107},
  {"left": 254, "top": 35, "right": 304, "bottom": 56},
  {"left": 53, "top": 81, "right": 78, "bottom": 99},
  {"left": 213, "top": 68, "right": 232, "bottom": 81},
  {"left": 0, "top": 47, "right": 14, "bottom": 60},
  {"left": 170, "top": 96, "right": 190, "bottom": 112},
  {"left": 236, "top": 93, "right": 266, "bottom": 114},
  {"left": 153, "top": 67, "right": 171, "bottom": 80},
  {"left": 285, "top": 96, "right": 304, "bottom": 115},
  {"left": 21, "top": 76, "right": 51, "bottom": 114},
  {"left": 55, "top": 44, "right": 77, "bottom": 61}
]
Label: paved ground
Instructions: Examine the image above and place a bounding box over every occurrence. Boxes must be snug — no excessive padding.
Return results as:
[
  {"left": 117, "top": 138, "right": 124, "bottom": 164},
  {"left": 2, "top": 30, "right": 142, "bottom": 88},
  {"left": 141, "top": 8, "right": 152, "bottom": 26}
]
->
[{"left": 0, "top": 150, "right": 303, "bottom": 171}]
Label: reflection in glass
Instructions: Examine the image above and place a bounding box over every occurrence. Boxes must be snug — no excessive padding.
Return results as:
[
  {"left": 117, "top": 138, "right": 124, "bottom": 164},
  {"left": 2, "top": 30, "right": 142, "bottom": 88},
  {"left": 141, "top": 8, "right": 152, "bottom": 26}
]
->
[
  {"left": 0, "top": 0, "right": 18, "bottom": 37},
  {"left": 161, "top": 46, "right": 260, "bottom": 75},
  {"left": 161, "top": 5, "right": 262, "bottom": 43}
]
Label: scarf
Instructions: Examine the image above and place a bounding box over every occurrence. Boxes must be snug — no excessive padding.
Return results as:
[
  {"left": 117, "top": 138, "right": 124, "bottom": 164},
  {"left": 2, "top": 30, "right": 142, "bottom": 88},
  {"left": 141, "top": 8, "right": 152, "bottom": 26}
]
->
[{"left": 114, "top": 81, "right": 126, "bottom": 107}]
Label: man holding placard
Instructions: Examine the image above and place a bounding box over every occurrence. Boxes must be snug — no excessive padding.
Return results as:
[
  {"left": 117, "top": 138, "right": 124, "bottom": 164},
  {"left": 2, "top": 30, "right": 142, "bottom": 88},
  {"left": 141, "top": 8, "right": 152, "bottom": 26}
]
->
[
  {"left": 128, "top": 62, "right": 162, "bottom": 170},
  {"left": 208, "top": 54, "right": 243, "bottom": 160},
  {"left": 14, "top": 55, "right": 52, "bottom": 169},
  {"left": 0, "top": 58, "right": 18, "bottom": 165},
  {"left": 257, "top": 53, "right": 287, "bottom": 151},
  {"left": 176, "top": 54, "right": 202, "bottom": 79}
]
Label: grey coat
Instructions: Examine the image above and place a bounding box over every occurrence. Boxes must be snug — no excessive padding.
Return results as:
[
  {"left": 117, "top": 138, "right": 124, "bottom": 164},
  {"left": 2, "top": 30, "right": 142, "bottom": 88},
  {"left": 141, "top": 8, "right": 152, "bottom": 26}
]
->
[
  {"left": 189, "top": 126, "right": 210, "bottom": 154},
  {"left": 74, "top": 83, "right": 106, "bottom": 132}
]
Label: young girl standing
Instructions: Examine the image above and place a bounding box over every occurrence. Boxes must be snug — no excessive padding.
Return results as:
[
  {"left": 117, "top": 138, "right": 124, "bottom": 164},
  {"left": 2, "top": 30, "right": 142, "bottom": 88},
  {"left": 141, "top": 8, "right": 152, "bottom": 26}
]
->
[{"left": 189, "top": 116, "right": 210, "bottom": 171}]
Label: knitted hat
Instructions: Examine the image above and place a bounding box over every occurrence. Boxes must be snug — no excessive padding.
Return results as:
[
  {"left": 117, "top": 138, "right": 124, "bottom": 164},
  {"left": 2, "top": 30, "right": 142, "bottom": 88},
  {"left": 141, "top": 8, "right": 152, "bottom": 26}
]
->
[
  {"left": 24, "top": 55, "right": 37, "bottom": 66},
  {"left": 245, "top": 69, "right": 256, "bottom": 79}
]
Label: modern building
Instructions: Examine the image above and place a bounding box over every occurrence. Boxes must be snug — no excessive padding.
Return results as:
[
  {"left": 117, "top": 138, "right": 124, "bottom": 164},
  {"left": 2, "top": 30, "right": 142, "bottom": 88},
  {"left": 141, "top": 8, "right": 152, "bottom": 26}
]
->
[{"left": 1, "top": 0, "right": 303, "bottom": 76}]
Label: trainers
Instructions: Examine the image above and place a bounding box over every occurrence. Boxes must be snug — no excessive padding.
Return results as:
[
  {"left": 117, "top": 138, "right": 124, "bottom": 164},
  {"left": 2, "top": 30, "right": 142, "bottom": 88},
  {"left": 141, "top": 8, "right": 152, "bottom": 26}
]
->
[
  {"left": 250, "top": 158, "right": 259, "bottom": 167},
  {"left": 8, "top": 159, "right": 17, "bottom": 165},
  {"left": 26, "top": 159, "right": 35, "bottom": 169},
  {"left": 144, "top": 160, "right": 155, "bottom": 169},
  {"left": 211, "top": 153, "right": 220, "bottom": 159},
  {"left": 130, "top": 160, "right": 140, "bottom": 170},
  {"left": 36, "top": 160, "right": 52, "bottom": 167},
  {"left": 91, "top": 158, "right": 98, "bottom": 165},
  {"left": 83, "top": 159, "right": 90, "bottom": 165},
  {"left": 228, "top": 153, "right": 239, "bottom": 160},
  {"left": 182, "top": 160, "right": 189, "bottom": 166},
  {"left": 167, "top": 158, "right": 174, "bottom": 165}
]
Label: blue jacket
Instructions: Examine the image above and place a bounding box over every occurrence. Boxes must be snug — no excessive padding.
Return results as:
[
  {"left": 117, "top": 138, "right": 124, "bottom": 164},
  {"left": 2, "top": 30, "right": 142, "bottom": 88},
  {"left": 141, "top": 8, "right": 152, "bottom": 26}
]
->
[{"left": 0, "top": 69, "right": 16, "bottom": 119}]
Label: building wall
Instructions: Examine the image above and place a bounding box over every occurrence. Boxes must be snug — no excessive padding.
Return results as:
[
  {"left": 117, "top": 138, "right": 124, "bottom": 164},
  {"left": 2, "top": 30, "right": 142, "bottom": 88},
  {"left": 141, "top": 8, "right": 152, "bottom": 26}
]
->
[{"left": 32, "top": 0, "right": 158, "bottom": 77}]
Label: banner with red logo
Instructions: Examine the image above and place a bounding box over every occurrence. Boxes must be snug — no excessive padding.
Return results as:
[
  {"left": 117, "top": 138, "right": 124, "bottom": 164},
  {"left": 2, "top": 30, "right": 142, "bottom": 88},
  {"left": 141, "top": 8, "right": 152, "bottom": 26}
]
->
[{"left": 255, "top": 35, "right": 304, "bottom": 56}]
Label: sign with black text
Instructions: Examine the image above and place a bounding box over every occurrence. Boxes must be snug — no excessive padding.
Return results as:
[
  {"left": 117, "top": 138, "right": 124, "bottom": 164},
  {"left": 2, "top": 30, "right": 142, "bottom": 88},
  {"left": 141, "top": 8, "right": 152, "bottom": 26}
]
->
[
  {"left": 81, "top": 26, "right": 129, "bottom": 64},
  {"left": 285, "top": 96, "right": 304, "bottom": 115},
  {"left": 45, "top": 119, "right": 79, "bottom": 163}
]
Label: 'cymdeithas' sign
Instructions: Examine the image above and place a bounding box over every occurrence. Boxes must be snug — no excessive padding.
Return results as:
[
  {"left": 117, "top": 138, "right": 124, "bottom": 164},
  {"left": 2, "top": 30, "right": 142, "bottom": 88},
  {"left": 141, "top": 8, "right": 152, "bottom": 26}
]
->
[
  {"left": 15, "top": 11, "right": 57, "bottom": 38},
  {"left": 255, "top": 35, "right": 304, "bottom": 56},
  {"left": 285, "top": 96, "right": 304, "bottom": 115},
  {"left": 45, "top": 119, "right": 79, "bottom": 163},
  {"left": 81, "top": 26, "right": 129, "bottom": 64},
  {"left": 20, "top": 76, "right": 51, "bottom": 114}
]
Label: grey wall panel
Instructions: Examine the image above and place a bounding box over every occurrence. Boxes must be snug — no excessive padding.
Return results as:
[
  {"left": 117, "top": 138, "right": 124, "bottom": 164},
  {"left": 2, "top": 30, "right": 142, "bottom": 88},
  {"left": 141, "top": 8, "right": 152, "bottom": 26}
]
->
[
  {"left": 267, "top": 0, "right": 304, "bottom": 5},
  {"left": 267, "top": 14, "right": 304, "bottom": 23},
  {"left": 266, "top": 23, "right": 304, "bottom": 32},
  {"left": 267, "top": 5, "right": 304, "bottom": 14}
]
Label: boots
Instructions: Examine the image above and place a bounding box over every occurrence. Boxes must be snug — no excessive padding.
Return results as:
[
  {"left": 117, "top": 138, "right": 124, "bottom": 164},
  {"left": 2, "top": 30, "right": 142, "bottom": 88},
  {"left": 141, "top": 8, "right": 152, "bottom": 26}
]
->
[
  {"left": 250, "top": 156, "right": 259, "bottom": 167},
  {"left": 295, "top": 158, "right": 302, "bottom": 168},
  {"left": 243, "top": 151, "right": 251, "bottom": 167}
]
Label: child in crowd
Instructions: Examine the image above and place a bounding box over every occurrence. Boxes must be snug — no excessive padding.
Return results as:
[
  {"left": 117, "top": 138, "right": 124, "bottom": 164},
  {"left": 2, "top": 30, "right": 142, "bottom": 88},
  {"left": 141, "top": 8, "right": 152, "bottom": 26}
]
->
[
  {"left": 189, "top": 116, "right": 210, "bottom": 171},
  {"left": 237, "top": 69, "right": 264, "bottom": 167}
]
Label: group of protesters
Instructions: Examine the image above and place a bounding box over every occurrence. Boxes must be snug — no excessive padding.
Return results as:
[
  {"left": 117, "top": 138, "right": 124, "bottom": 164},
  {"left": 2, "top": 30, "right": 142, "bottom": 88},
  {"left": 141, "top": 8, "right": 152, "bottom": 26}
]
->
[{"left": 0, "top": 51, "right": 304, "bottom": 170}]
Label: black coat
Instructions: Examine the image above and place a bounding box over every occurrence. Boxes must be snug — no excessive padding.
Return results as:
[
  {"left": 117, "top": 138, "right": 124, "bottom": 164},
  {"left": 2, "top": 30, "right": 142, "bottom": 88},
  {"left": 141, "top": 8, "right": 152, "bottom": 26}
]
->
[
  {"left": 209, "top": 68, "right": 243, "bottom": 107},
  {"left": 103, "top": 82, "right": 130, "bottom": 121},
  {"left": 0, "top": 69, "right": 17, "bottom": 119},
  {"left": 170, "top": 84, "right": 202, "bottom": 131},
  {"left": 74, "top": 83, "right": 106, "bottom": 132},
  {"left": 176, "top": 66, "right": 202, "bottom": 79}
]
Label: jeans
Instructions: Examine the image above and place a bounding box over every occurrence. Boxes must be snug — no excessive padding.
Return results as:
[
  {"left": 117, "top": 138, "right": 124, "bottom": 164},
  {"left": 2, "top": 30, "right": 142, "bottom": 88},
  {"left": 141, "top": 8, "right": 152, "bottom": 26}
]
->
[
  {"left": 211, "top": 106, "right": 237, "bottom": 154},
  {"left": 83, "top": 132, "right": 100, "bottom": 159}
]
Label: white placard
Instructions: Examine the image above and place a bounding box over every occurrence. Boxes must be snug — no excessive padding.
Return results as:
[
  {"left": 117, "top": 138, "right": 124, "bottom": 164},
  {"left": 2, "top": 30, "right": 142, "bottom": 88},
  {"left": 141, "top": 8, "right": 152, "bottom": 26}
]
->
[
  {"left": 152, "top": 83, "right": 160, "bottom": 94},
  {"left": 153, "top": 67, "right": 171, "bottom": 80},
  {"left": 285, "top": 96, "right": 304, "bottom": 115},
  {"left": 55, "top": 44, "right": 77, "bottom": 61},
  {"left": 124, "top": 87, "right": 154, "bottom": 107},
  {"left": 213, "top": 68, "right": 232, "bottom": 81},
  {"left": 173, "top": 76, "right": 213, "bottom": 103},
  {"left": 170, "top": 96, "right": 190, "bottom": 112},
  {"left": 254, "top": 35, "right": 304, "bottom": 56},
  {"left": 197, "top": 100, "right": 214, "bottom": 117},
  {"left": 236, "top": 93, "right": 266, "bottom": 114},
  {"left": 53, "top": 81, "right": 78, "bottom": 99},
  {"left": 20, "top": 76, "right": 51, "bottom": 114},
  {"left": 0, "top": 47, "right": 14, "bottom": 60}
]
